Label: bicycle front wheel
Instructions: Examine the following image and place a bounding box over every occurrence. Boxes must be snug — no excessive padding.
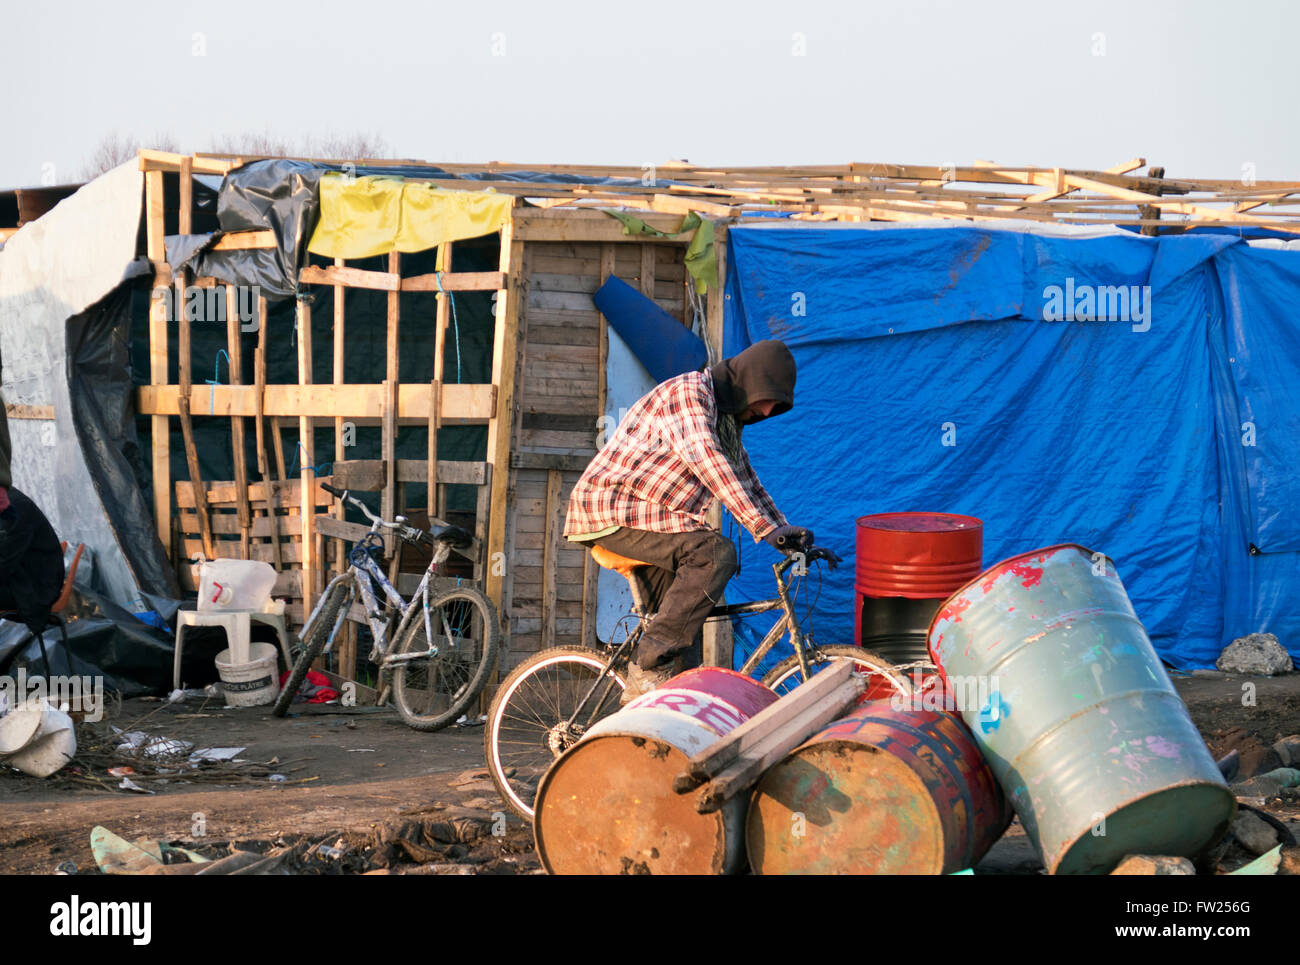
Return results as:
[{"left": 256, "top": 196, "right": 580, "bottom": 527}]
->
[
  {"left": 760, "top": 644, "right": 912, "bottom": 701},
  {"left": 272, "top": 577, "right": 353, "bottom": 717},
  {"left": 485, "top": 647, "right": 627, "bottom": 821},
  {"left": 390, "top": 586, "right": 500, "bottom": 732}
]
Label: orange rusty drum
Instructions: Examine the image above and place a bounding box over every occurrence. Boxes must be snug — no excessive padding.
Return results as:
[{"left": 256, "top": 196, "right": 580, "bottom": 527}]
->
[
  {"left": 747, "top": 701, "right": 1011, "bottom": 875},
  {"left": 534, "top": 668, "right": 777, "bottom": 875}
]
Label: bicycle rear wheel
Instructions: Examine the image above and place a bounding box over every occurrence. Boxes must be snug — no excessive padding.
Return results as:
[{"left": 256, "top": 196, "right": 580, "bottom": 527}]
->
[
  {"left": 760, "top": 644, "right": 912, "bottom": 701},
  {"left": 485, "top": 647, "right": 627, "bottom": 821},
  {"left": 390, "top": 586, "right": 499, "bottom": 732},
  {"left": 272, "top": 578, "right": 353, "bottom": 717}
]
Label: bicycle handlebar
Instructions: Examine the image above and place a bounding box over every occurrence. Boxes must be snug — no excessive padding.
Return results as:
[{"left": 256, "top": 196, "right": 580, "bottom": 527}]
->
[
  {"left": 321, "top": 483, "right": 402, "bottom": 531},
  {"left": 321, "top": 483, "right": 471, "bottom": 549}
]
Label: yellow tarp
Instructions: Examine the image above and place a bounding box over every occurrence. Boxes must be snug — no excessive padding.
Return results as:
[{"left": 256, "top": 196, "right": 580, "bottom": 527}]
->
[{"left": 307, "top": 174, "right": 512, "bottom": 259}]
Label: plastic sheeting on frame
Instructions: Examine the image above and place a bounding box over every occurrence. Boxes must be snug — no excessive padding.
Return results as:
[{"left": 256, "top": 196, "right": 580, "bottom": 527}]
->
[{"left": 722, "top": 222, "right": 1300, "bottom": 670}]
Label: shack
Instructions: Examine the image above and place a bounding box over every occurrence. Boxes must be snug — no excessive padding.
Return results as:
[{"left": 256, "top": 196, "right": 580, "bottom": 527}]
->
[{"left": 4, "top": 152, "right": 1299, "bottom": 687}]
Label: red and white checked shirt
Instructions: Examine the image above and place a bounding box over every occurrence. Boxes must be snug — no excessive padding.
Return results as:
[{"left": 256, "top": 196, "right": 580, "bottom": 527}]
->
[{"left": 564, "top": 370, "right": 787, "bottom": 542}]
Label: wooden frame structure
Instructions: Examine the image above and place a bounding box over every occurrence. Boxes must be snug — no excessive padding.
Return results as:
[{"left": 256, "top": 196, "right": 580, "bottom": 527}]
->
[{"left": 129, "top": 149, "right": 1300, "bottom": 680}]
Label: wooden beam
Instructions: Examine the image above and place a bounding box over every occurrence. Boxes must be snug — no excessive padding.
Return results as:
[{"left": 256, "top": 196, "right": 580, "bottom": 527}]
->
[
  {"left": 146, "top": 168, "right": 171, "bottom": 556},
  {"left": 210, "top": 230, "right": 277, "bottom": 251},
  {"left": 136, "top": 382, "right": 496, "bottom": 422},
  {"left": 253, "top": 294, "right": 282, "bottom": 570},
  {"left": 332, "top": 255, "right": 354, "bottom": 680},
  {"left": 703, "top": 224, "right": 733, "bottom": 670},
  {"left": 541, "top": 469, "right": 563, "bottom": 651},
  {"left": 332, "top": 458, "right": 487, "bottom": 489},
  {"left": 225, "top": 285, "right": 252, "bottom": 557},
  {"left": 3, "top": 404, "right": 54, "bottom": 420},
  {"left": 429, "top": 241, "right": 451, "bottom": 518},
  {"left": 174, "top": 157, "right": 216, "bottom": 561},
  {"left": 298, "top": 296, "right": 316, "bottom": 616},
  {"left": 485, "top": 209, "right": 522, "bottom": 620},
  {"left": 582, "top": 242, "right": 615, "bottom": 649},
  {"left": 512, "top": 209, "right": 695, "bottom": 243},
  {"left": 298, "top": 264, "right": 506, "bottom": 293},
  {"left": 382, "top": 252, "right": 401, "bottom": 550}
]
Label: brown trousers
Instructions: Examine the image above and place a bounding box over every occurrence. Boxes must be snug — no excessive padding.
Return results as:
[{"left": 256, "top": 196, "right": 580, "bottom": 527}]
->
[{"left": 587, "top": 527, "right": 738, "bottom": 667}]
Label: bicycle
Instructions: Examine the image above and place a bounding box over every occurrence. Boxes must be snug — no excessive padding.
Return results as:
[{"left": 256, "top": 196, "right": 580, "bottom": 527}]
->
[
  {"left": 272, "top": 482, "right": 499, "bottom": 731},
  {"left": 484, "top": 534, "right": 911, "bottom": 820}
]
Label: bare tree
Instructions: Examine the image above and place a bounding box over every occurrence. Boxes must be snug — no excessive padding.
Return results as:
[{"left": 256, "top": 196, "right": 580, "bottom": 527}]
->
[
  {"left": 79, "top": 131, "right": 180, "bottom": 180},
  {"left": 207, "top": 131, "right": 390, "bottom": 161}
]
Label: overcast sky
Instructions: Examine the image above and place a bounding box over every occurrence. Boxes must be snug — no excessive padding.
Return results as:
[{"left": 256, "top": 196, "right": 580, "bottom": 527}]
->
[{"left": 4, "top": 0, "right": 1297, "bottom": 188}]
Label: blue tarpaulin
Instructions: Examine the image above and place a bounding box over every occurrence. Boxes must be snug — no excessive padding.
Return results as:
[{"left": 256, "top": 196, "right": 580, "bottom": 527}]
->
[{"left": 721, "top": 222, "right": 1300, "bottom": 671}]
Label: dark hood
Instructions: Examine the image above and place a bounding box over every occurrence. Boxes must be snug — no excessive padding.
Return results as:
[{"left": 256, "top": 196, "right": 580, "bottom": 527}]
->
[{"left": 710, "top": 340, "right": 796, "bottom": 424}]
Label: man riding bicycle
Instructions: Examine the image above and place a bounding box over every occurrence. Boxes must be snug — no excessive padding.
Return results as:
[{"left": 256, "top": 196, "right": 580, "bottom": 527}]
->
[{"left": 565, "top": 339, "right": 833, "bottom": 698}]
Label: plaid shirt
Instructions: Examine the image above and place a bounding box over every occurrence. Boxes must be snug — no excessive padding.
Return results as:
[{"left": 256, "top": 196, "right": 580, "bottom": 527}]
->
[{"left": 564, "top": 370, "right": 787, "bottom": 542}]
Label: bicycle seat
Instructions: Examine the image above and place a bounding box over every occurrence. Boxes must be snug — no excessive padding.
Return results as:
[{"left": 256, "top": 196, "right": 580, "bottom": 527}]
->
[{"left": 590, "top": 545, "right": 651, "bottom": 578}]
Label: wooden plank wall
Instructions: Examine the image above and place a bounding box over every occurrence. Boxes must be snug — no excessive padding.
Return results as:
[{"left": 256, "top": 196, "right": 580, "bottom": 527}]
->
[{"left": 503, "top": 240, "right": 690, "bottom": 671}]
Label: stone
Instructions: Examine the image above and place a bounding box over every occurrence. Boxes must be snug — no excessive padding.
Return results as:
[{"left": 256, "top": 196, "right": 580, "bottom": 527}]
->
[
  {"left": 1231, "top": 810, "right": 1280, "bottom": 856},
  {"left": 1273, "top": 735, "right": 1300, "bottom": 767},
  {"left": 1280, "top": 847, "right": 1300, "bottom": 876},
  {"left": 1206, "top": 728, "right": 1282, "bottom": 780},
  {"left": 1230, "top": 767, "right": 1300, "bottom": 802},
  {"left": 1216, "top": 633, "right": 1293, "bottom": 676},
  {"left": 1111, "top": 854, "right": 1196, "bottom": 875}
]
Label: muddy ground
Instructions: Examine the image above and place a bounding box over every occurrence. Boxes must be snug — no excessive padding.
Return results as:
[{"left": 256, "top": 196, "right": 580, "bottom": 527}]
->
[{"left": 1, "top": 671, "right": 1297, "bottom": 875}]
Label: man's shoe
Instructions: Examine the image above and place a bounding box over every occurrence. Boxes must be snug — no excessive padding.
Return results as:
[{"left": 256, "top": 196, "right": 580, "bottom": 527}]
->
[{"left": 619, "top": 657, "right": 684, "bottom": 706}]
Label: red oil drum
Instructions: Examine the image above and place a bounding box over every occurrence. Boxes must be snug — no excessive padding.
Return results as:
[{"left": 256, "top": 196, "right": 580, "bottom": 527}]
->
[
  {"left": 746, "top": 701, "right": 1011, "bottom": 875},
  {"left": 855, "top": 513, "right": 983, "bottom": 664},
  {"left": 535, "top": 667, "right": 778, "bottom": 875}
]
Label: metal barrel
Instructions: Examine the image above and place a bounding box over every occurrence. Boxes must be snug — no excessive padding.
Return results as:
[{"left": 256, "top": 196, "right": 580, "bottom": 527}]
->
[
  {"left": 746, "top": 701, "right": 1010, "bottom": 874},
  {"left": 855, "top": 513, "right": 983, "bottom": 663},
  {"left": 534, "top": 667, "right": 778, "bottom": 874},
  {"left": 927, "top": 544, "right": 1236, "bottom": 875}
]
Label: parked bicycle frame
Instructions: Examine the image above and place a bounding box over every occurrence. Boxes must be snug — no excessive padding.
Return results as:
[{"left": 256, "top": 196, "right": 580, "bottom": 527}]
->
[{"left": 273, "top": 483, "right": 499, "bottom": 731}]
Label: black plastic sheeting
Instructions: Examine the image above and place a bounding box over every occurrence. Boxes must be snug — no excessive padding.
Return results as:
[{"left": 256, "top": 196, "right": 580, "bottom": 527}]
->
[
  {"left": 0, "top": 586, "right": 180, "bottom": 697},
  {"left": 69, "top": 273, "right": 179, "bottom": 599},
  {"left": 167, "top": 159, "right": 668, "bottom": 299}
]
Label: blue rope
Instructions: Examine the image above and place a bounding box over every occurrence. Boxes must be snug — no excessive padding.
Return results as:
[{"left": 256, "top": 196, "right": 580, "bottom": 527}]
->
[
  {"left": 205, "top": 350, "right": 230, "bottom": 413},
  {"left": 287, "top": 440, "right": 330, "bottom": 477},
  {"left": 433, "top": 271, "right": 463, "bottom": 384}
]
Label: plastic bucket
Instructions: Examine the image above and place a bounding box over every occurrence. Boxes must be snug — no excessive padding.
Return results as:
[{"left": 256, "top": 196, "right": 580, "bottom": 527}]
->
[
  {"left": 747, "top": 701, "right": 1010, "bottom": 874},
  {"left": 534, "top": 667, "right": 779, "bottom": 874},
  {"left": 928, "top": 544, "right": 1236, "bottom": 874},
  {"left": 215, "top": 642, "right": 280, "bottom": 708},
  {"left": 0, "top": 702, "right": 77, "bottom": 777}
]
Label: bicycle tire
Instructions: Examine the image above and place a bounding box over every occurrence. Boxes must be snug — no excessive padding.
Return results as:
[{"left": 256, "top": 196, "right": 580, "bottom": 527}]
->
[
  {"left": 390, "top": 585, "right": 500, "bottom": 732},
  {"left": 272, "top": 579, "right": 352, "bottom": 717},
  {"left": 484, "top": 646, "right": 627, "bottom": 821},
  {"left": 760, "top": 644, "right": 912, "bottom": 701}
]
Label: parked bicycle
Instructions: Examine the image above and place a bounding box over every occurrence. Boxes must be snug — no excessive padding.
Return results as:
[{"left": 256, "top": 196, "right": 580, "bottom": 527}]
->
[
  {"left": 273, "top": 483, "right": 499, "bottom": 731},
  {"left": 484, "top": 533, "right": 910, "bottom": 819}
]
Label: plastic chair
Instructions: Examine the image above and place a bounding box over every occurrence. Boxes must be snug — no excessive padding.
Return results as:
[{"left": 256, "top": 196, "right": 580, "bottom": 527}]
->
[
  {"left": 172, "top": 607, "right": 293, "bottom": 691},
  {"left": 0, "top": 542, "right": 84, "bottom": 679}
]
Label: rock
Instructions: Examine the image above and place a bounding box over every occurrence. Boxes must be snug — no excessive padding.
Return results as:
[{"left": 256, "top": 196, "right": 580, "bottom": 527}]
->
[
  {"left": 1273, "top": 735, "right": 1300, "bottom": 766},
  {"left": 1111, "top": 855, "right": 1196, "bottom": 875},
  {"left": 1280, "top": 847, "right": 1300, "bottom": 876},
  {"left": 1231, "top": 811, "right": 1280, "bottom": 856},
  {"left": 1206, "top": 727, "right": 1283, "bottom": 780},
  {"left": 1230, "top": 767, "right": 1300, "bottom": 802},
  {"left": 1216, "top": 633, "right": 1293, "bottom": 676},
  {"left": 449, "top": 769, "right": 491, "bottom": 787}
]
